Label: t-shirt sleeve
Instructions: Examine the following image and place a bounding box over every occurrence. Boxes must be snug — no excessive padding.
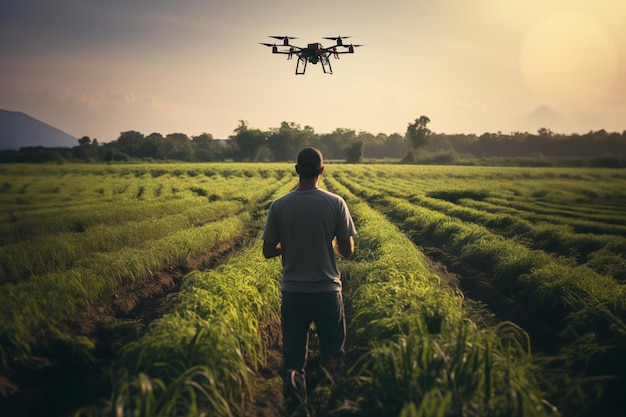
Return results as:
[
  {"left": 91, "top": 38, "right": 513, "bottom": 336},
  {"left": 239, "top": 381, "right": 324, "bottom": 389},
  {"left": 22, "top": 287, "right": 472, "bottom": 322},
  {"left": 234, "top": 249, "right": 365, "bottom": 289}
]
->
[
  {"left": 335, "top": 199, "right": 357, "bottom": 239},
  {"left": 262, "top": 202, "right": 280, "bottom": 243}
]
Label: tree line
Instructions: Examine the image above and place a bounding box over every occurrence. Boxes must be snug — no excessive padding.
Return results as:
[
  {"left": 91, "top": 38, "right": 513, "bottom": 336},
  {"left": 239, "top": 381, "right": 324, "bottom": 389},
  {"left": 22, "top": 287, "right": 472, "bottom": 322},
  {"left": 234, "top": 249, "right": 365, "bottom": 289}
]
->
[{"left": 1, "top": 117, "right": 625, "bottom": 167}]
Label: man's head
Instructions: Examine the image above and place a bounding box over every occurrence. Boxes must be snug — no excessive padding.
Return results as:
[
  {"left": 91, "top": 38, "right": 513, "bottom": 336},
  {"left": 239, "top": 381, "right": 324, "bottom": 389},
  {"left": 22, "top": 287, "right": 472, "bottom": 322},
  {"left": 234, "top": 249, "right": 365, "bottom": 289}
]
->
[{"left": 295, "top": 147, "right": 324, "bottom": 179}]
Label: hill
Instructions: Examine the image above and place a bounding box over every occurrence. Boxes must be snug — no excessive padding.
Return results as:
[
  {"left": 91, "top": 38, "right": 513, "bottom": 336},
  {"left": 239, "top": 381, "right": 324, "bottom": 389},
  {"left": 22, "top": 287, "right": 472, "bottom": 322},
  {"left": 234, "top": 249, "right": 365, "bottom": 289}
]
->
[{"left": 0, "top": 109, "right": 78, "bottom": 150}]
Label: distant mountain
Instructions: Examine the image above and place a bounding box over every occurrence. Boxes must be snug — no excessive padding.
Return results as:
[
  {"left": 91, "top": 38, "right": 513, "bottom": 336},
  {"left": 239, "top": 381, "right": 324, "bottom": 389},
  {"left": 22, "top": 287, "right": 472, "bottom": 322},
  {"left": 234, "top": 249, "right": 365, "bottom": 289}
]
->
[
  {"left": 523, "top": 105, "right": 565, "bottom": 131},
  {"left": 0, "top": 109, "right": 78, "bottom": 150}
]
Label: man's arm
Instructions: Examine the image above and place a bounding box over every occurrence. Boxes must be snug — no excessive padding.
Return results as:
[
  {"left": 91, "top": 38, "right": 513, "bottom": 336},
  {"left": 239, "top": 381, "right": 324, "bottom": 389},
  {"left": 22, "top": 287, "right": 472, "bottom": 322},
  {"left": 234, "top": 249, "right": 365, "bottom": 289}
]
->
[
  {"left": 263, "top": 241, "right": 281, "bottom": 259},
  {"left": 335, "top": 236, "right": 354, "bottom": 259}
]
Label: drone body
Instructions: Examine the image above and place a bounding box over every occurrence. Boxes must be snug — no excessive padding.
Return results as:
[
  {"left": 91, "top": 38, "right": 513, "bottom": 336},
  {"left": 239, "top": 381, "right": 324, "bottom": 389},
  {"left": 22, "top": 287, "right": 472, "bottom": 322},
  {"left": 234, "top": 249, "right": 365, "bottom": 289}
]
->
[{"left": 260, "top": 36, "right": 362, "bottom": 75}]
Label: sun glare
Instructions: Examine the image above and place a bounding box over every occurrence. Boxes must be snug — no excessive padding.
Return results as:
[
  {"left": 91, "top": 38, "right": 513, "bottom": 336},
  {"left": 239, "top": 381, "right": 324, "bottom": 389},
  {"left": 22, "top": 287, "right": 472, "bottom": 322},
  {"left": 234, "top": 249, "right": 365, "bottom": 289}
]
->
[{"left": 520, "top": 13, "right": 618, "bottom": 107}]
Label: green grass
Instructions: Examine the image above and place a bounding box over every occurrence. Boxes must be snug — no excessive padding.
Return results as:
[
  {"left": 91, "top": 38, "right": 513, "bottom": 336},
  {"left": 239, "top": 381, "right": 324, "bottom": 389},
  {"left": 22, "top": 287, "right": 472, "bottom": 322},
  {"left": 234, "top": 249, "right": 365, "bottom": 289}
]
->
[
  {"left": 325, "top": 175, "right": 557, "bottom": 416},
  {"left": 2, "top": 163, "right": 625, "bottom": 416},
  {"left": 0, "top": 163, "right": 292, "bottom": 370}
]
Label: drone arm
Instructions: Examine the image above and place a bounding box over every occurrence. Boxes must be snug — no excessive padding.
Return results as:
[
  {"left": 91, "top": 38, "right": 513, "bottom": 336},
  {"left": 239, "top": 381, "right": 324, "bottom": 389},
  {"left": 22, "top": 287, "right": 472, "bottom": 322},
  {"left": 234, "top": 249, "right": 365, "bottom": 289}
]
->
[
  {"left": 275, "top": 47, "right": 300, "bottom": 60},
  {"left": 332, "top": 45, "right": 359, "bottom": 54},
  {"left": 322, "top": 44, "right": 360, "bottom": 57}
]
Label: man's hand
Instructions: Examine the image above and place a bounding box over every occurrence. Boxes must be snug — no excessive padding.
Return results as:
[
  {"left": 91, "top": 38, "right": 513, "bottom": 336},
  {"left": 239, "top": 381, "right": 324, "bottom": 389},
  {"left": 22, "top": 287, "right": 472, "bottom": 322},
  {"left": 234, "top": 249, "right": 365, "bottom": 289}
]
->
[
  {"left": 263, "top": 241, "right": 282, "bottom": 259},
  {"left": 334, "top": 236, "right": 354, "bottom": 259}
]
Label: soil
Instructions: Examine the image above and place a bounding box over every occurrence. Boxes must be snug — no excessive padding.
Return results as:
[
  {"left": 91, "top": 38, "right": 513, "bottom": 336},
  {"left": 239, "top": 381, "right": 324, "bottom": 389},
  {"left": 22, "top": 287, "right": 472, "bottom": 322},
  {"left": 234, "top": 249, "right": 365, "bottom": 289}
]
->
[{"left": 414, "top": 241, "right": 563, "bottom": 354}]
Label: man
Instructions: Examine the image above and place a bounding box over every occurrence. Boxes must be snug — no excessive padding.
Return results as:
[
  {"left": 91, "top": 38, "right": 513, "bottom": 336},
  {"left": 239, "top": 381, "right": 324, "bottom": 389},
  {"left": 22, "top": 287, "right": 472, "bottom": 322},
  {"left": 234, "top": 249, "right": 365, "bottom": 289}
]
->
[{"left": 262, "top": 147, "right": 356, "bottom": 405}]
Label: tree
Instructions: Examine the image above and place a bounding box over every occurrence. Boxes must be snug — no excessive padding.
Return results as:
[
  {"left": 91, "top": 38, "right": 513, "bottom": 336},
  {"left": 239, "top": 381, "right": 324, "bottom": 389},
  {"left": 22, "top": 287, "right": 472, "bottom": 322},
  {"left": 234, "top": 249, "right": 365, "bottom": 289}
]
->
[
  {"left": 403, "top": 116, "right": 431, "bottom": 162},
  {"left": 103, "top": 148, "right": 130, "bottom": 163},
  {"left": 320, "top": 128, "right": 357, "bottom": 160},
  {"left": 141, "top": 133, "right": 166, "bottom": 159},
  {"left": 192, "top": 133, "right": 224, "bottom": 162},
  {"left": 356, "top": 131, "right": 378, "bottom": 158},
  {"left": 116, "top": 131, "right": 145, "bottom": 158},
  {"left": 537, "top": 127, "right": 553, "bottom": 138},
  {"left": 78, "top": 136, "right": 91, "bottom": 146},
  {"left": 230, "top": 121, "right": 266, "bottom": 162},
  {"left": 345, "top": 141, "right": 364, "bottom": 163},
  {"left": 74, "top": 136, "right": 97, "bottom": 161},
  {"left": 165, "top": 133, "right": 194, "bottom": 161},
  {"left": 266, "top": 122, "right": 308, "bottom": 161},
  {"left": 384, "top": 133, "right": 406, "bottom": 158}
]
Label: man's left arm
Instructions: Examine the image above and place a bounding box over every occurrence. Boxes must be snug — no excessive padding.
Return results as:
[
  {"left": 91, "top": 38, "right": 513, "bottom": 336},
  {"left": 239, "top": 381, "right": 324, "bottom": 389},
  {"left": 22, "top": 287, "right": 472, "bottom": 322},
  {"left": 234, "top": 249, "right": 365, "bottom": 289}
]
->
[
  {"left": 334, "top": 199, "right": 356, "bottom": 259},
  {"left": 334, "top": 236, "right": 354, "bottom": 259}
]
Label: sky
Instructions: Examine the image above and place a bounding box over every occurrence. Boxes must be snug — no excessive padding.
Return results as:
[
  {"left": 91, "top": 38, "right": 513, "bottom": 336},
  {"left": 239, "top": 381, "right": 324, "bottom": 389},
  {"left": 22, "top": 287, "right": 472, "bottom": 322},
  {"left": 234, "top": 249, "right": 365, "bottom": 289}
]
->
[{"left": 1, "top": 0, "right": 625, "bottom": 142}]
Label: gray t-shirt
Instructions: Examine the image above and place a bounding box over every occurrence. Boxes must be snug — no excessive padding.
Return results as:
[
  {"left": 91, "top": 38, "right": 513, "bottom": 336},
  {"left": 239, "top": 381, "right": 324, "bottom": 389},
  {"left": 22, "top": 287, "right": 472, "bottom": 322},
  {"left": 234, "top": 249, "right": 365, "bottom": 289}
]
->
[{"left": 262, "top": 188, "right": 356, "bottom": 293}]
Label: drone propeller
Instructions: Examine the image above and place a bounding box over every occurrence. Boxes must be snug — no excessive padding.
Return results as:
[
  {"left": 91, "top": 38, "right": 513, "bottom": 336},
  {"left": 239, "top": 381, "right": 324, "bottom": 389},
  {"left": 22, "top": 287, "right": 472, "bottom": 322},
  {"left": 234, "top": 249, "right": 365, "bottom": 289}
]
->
[
  {"left": 269, "top": 35, "right": 297, "bottom": 39},
  {"left": 259, "top": 43, "right": 276, "bottom": 47},
  {"left": 269, "top": 35, "right": 298, "bottom": 46},
  {"left": 323, "top": 36, "right": 352, "bottom": 46}
]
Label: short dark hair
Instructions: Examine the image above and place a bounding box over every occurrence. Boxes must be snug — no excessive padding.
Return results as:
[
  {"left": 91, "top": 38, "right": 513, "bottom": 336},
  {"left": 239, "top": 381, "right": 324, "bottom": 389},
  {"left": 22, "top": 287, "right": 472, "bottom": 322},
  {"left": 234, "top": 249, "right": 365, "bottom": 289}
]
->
[
  {"left": 296, "top": 166, "right": 321, "bottom": 178},
  {"left": 296, "top": 147, "right": 324, "bottom": 178}
]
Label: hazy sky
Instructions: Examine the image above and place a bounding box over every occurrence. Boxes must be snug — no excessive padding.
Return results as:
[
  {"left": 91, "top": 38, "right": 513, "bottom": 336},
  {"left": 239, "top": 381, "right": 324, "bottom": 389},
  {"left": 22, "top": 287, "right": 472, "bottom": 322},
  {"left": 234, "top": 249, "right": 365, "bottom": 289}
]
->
[{"left": 1, "top": 0, "right": 624, "bottom": 142}]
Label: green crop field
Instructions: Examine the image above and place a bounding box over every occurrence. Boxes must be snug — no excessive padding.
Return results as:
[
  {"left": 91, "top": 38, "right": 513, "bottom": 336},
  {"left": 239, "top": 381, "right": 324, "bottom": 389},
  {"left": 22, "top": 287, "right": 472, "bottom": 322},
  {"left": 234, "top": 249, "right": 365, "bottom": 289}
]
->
[{"left": 1, "top": 163, "right": 625, "bottom": 417}]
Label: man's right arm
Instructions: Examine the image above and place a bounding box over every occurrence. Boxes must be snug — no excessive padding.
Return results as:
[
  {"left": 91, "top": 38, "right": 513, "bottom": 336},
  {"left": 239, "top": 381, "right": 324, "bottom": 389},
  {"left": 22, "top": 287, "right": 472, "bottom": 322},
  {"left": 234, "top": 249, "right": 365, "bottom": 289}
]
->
[{"left": 263, "top": 241, "right": 282, "bottom": 259}]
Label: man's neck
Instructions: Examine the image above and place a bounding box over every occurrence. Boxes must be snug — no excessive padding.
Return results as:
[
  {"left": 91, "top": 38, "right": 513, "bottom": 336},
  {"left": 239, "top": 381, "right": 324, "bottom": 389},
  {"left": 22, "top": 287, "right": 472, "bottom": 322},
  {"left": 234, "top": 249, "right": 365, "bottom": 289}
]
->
[{"left": 296, "top": 178, "right": 319, "bottom": 191}]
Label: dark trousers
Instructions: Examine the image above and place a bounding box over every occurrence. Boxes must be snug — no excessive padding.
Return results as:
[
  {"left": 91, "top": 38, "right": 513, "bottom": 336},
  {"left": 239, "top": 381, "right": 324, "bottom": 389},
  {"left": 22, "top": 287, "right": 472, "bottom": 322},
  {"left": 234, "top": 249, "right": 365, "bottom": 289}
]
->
[{"left": 281, "top": 291, "right": 346, "bottom": 376}]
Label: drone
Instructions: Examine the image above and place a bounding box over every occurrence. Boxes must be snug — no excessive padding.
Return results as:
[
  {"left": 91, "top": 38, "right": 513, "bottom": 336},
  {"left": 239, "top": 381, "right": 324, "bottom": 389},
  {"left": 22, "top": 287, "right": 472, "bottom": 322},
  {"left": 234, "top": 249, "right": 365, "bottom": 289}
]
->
[{"left": 260, "top": 35, "right": 363, "bottom": 75}]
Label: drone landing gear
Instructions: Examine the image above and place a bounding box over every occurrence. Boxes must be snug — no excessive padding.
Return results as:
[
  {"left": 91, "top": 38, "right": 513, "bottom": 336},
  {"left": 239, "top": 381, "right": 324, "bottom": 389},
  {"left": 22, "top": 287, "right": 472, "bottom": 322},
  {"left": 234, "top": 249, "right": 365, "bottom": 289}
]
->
[
  {"left": 295, "top": 57, "right": 307, "bottom": 75},
  {"left": 294, "top": 56, "right": 333, "bottom": 75},
  {"left": 321, "top": 56, "right": 333, "bottom": 75}
]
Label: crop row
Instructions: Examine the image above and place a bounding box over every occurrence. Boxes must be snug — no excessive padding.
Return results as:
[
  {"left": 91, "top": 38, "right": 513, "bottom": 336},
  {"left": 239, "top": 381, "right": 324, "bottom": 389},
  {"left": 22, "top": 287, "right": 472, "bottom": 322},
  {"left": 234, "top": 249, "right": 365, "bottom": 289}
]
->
[
  {"left": 75, "top": 169, "right": 557, "bottom": 417},
  {"left": 75, "top": 174, "right": 296, "bottom": 417},
  {"left": 0, "top": 164, "right": 293, "bottom": 374},
  {"left": 336, "top": 165, "right": 626, "bottom": 281},
  {"left": 2, "top": 163, "right": 623, "bottom": 416},
  {"left": 324, "top": 175, "right": 557, "bottom": 417},
  {"left": 330, "top": 166, "right": 626, "bottom": 416},
  {"left": 0, "top": 201, "right": 243, "bottom": 283},
  {"left": 0, "top": 164, "right": 291, "bottom": 243},
  {"left": 368, "top": 170, "right": 625, "bottom": 281}
]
